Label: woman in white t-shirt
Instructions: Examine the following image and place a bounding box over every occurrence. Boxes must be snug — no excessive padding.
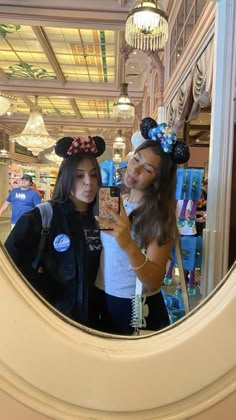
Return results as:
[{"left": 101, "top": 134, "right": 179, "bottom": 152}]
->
[{"left": 95, "top": 118, "right": 190, "bottom": 335}]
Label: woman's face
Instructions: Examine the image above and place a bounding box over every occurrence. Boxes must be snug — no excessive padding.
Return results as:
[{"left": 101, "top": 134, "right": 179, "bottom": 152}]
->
[
  {"left": 124, "top": 148, "right": 161, "bottom": 191},
  {"left": 71, "top": 158, "right": 99, "bottom": 205}
]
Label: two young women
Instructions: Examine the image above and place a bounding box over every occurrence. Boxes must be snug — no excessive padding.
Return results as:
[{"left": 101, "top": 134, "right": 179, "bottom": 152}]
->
[{"left": 5, "top": 121, "right": 189, "bottom": 334}]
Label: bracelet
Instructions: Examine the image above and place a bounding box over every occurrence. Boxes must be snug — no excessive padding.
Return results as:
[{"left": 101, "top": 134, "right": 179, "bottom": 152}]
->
[{"left": 130, "top": 254, "right": 148, "bottom": 271}]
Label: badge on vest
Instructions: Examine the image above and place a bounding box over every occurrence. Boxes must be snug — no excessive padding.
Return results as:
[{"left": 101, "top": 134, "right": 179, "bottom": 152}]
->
[{"left": 53, "top": 234, "right": 71, "bottom": 252}]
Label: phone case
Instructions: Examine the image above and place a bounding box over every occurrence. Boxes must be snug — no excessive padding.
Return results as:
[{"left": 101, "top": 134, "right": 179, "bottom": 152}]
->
[{"left": 97, "top": 186, "right": 120, "bottom": 230}]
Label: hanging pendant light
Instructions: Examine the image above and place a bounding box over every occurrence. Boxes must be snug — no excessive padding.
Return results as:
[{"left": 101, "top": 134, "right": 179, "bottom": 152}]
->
[
  {"left": 45, "top": 149, "right": 63, "bottom": 165},
  {"left": 125, "top": 0, "right": 168, "bottom": 51},
  {"left": 112, "top": 83, "right": 135, "bottom": 119},
  {"left": 0, "top": 131, "right": 9, "bottom": 159},
  {"left": 10, "top": 96, "right": 56, "bottom": 156},
  {"left": 112, "top": 130, "right": 126, "bottom": 162},
  {"left": 0, "top": 92, "right": 16, "bottom": 116},
  {"left": 45, "top": 126, "right": 63, "bottom": 165}
]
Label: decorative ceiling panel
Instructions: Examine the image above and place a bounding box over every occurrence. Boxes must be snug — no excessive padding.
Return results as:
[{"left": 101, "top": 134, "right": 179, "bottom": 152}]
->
[
  {"left": 44, "top": 27, "right": 115, "bottom": 83},
  {"left": 16, "top": 97, "right": 75, "bottom": 116},
  {"left": 0, "top": 24, "right": 56, "bottom": 79},
  {"left": 74, "top": 99, "right": 113, "bottom": 119}
]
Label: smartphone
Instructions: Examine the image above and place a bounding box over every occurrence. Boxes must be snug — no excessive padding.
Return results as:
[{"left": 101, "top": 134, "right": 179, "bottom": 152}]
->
[{"left": 96, "top": 186, "right": 120, "bottom": 230}]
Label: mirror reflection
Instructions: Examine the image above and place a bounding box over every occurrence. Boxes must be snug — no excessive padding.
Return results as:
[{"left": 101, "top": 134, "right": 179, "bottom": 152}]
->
[
  {"left": 1, "top": 130, "right": 203, "bottom": 335},
  {"left": 0, "top": 0, "right": 234, "bottom": 336}
]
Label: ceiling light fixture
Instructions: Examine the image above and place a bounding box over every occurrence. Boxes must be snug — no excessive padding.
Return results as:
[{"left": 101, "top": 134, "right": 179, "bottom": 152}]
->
[
  {"left": 45, "top": 126, "right": 63, "bottom": 165},
  {"left": 125, "top": 0, "right": 168, "bottom": 51},
  {"left": 45, "top": 149, "right": 63, "bottom": 165},
  {"left": 0, "top": 131, "right": 9, "bottom": 159},
  {"left": 112, "top": 129, "right": 126, "bottom": 163},
  {"left": 0, "top": 92, "right": 16, "bottom": 116},
  {"left": 10, "top": 96, "right": 56, "bottom": 156},
  {"left": 0, "top": 148, "right": 9, "bottom": 159},
  {"left": 113, "top": 83, "right": 135, "bottom": 119}
]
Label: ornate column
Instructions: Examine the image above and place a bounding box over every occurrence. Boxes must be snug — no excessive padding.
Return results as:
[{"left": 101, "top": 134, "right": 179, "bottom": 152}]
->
[
  {"left": 202, "top": 0, "right": 236, "bottom": 295},
  {"left": 146, "top": 51, "right": 165, "bottom": 121}
]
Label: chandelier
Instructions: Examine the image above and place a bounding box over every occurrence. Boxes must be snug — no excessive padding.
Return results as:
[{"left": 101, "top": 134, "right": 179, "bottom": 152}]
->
[
  {"left": 113, "top": 83, "right": 135, "bottom": 119},
  {"left": 0, "top": 92, "right": 16, "bottom": 116},
  {"left": 45, "top": 149, "right": 63, "bottom": 165},
  {"left": 10, "top": 96, "right": 56, "bottom": 156},
  {"left": 0, "top": 148, "right": 9, "bottom": 159},
  {"left": 125, "top": 0, "right": 168, "bottom": 51},
  {"left": 112, "top": 130, "right": 126, "bottom": 163}
]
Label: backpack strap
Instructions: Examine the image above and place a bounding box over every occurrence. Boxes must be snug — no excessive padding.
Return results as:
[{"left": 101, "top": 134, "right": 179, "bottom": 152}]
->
[{"left": 32, "top": 202, "right": 53, "bottom": 270}]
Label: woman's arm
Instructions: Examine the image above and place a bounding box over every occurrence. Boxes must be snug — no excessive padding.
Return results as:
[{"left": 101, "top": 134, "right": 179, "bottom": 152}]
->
[
  {"left": 122, "top": 236, "right": 173, "bottom": 292},
  {"left": 96, "top": 201, "right": 173, "bottom": 292}
]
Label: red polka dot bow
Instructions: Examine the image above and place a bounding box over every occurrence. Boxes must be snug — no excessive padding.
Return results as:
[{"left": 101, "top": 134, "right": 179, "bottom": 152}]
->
[{"left": 67, "top": 136, "right": 97, "bottom": 155}]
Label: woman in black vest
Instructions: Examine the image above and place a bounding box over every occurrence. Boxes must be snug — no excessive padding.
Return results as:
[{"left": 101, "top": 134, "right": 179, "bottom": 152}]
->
[{"left": 5, "top": 136, "right": 105, "bottom": 328}]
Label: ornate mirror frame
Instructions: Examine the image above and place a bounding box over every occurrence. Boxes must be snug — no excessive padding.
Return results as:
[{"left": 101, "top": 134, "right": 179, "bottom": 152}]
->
[{"left": 1, "top": 244, "right": 236, "bottom": 419}]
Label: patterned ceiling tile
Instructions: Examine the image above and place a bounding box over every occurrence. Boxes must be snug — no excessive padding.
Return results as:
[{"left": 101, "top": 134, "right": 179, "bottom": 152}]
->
[
  {"left": 16, "top": 97, "right": 75, "bottom": 117},
  {"left": 0, "top": 24, "right": 56, "bottom": 78},
  {"left": 44, "top": 27, "right": 115, "bottom": 83},
  {"left": 74, "top": 98, "right": 113, "bottom": 119}
]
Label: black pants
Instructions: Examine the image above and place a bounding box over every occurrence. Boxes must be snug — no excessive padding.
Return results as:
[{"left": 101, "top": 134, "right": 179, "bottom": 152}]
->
[{"left": 93, "top": 287, "right": 170, "bottom": 335}]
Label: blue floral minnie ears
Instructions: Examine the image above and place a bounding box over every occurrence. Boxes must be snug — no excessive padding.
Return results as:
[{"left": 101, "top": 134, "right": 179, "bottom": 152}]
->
[{"left": 140, "top": 117, "right": 190, "bottom": 164}]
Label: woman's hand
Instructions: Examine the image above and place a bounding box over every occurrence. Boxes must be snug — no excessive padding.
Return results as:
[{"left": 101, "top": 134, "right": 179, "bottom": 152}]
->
[{"left": 96, "top": 199, "right": 133, "bottom": 250}]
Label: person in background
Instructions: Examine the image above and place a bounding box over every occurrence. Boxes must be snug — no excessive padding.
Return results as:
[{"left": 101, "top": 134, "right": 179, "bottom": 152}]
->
[
  {"left": 5, "top": 135, "right": 105, "bottom": 328},
  {"left": 195, "top": 179, "right": 208, "bottom": 236},
  {"left": 95, "top": 117, "right": 190, "bottom": 335},
  {"left": 0, "top": 174, "right": 41, "bottom": 229}
]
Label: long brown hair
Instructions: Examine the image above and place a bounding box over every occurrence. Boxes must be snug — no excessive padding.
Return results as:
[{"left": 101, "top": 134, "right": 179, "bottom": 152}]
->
[
  {"left": 129, "top": 140, "right": 177, "bottom": 248},
  {"left": 52, "top": 153, "right": 102, "bottom": 208}
]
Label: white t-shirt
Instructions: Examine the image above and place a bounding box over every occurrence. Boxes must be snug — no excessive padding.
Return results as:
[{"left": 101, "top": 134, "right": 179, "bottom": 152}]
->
[{"left": 95, "top": 198, "right": 140, "bottom": 298}]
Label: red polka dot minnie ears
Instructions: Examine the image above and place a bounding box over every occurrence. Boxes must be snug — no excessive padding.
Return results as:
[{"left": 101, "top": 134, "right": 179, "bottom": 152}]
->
[{"left": 55, "top": 135, "right": 106, "bottom": 159}]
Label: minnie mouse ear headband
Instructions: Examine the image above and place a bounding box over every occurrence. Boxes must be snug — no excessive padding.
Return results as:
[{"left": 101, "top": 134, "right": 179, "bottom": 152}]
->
[
  {"left": 55, "top": 135, "right": 106, "bottom": 159},
  {"left": 140, "top": 117, "right": 190, "bottom": 164}
]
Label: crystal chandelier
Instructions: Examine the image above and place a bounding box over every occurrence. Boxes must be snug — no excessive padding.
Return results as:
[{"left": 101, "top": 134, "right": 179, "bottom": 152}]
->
[
  {"left": 0, "top": 148, "right": 9, "bottom": 159},
  {"left": 125, "top": 0, "right": 168, "bottom": 51},
  {"left": 112, "top": 83, "right": 135, "bottom": 119},
  {"left": 10, "top": 96, "right": 56, "bottom": 156},
  {"left": 45, "top": 149, "right": 63, "bottom": 165},
  {"left": 0, "top": 92, "right": 16, "bottom": 116},
  {"left": 112, "top": 130, "right": 126, "bottom": 162}
]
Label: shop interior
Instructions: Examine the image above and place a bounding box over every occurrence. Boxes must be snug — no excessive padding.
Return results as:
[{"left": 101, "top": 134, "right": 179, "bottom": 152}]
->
[{"left": 0, "top": 0, "right": 236, "bottom": 418}]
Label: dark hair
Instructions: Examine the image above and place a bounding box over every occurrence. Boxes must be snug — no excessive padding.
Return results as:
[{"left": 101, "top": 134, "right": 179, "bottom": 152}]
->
[
  {"left": 129, "top": 140, "right": 177, "bottom": 248},
  {"left": 52, "top": 154, "right": 102, "bottom": 208}
]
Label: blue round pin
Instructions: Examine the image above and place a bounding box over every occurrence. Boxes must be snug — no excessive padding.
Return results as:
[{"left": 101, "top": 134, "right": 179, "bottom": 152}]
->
[{"left": 53, "top": 234, "right": 71, "bottom": 252}]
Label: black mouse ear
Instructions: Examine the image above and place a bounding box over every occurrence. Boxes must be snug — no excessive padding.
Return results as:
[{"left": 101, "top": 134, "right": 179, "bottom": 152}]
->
[
  {"left": 55, "top": 137, "right": 74, "bottom": 158},
  {"left": 171, "top": 141, "right": 190, "bottom": 164},
  {"left": 140, "top": 117, "right": 157, "bottom": 139},
  {"left": 92, "top": 136, "right": 106, "bottom": 157}
]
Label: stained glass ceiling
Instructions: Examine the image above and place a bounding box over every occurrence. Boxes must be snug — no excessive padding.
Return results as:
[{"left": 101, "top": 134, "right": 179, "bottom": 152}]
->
[
  {"left": 0, "top": 3, "right": 148, "bottom": 150},
  {"left": 0, "top": 25, "right": 115, "bottom": 83}
]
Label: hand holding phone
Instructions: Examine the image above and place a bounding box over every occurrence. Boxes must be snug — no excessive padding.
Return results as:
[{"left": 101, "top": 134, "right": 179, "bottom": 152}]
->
[{"left": 96, "top": 186, "right": 120, "bottom": 230}]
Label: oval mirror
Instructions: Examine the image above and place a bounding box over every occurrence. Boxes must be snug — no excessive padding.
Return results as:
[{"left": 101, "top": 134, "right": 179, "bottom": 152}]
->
[
  {"left": 0, "top": 0, "right": 235, "bottom": 339},
  {"left": 0, "top": 0, "right": 236, "bottom": 418}
]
